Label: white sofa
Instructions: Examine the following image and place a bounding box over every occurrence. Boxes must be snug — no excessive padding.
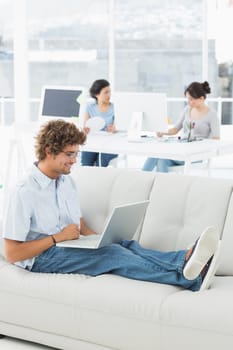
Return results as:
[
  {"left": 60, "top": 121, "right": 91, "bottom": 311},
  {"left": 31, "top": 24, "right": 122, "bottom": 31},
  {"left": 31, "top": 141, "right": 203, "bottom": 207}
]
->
[{"left": 1, "top": 166, "right": 233, "bottom": 350}]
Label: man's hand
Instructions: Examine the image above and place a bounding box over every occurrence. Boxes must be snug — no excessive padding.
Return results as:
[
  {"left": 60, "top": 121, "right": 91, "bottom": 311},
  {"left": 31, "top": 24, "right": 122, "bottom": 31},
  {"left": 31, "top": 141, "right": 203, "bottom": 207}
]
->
[
  {"left": 55, "top": 224, "right": 80, "bottom": 243},
  {"left": 4, "top": 224, "right": 81, "bottom": 264}
]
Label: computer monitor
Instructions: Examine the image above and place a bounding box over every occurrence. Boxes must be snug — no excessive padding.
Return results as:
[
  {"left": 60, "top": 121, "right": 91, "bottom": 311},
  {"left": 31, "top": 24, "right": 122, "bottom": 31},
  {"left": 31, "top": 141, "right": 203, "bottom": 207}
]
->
[
  {"left": 112, "top": 92, "right": 168, "bottom": 133},
  {"left": 39, "top": 86, "right": 86, "bottom": 125}
]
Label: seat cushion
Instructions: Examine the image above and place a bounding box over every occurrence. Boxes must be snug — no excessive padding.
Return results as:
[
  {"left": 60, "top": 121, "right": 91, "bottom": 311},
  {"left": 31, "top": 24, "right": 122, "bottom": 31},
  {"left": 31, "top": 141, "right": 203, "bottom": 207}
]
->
[
  {"left": 0, "top": 256, "right": 181, "bottom": 350},
  {"left": 160, "top": 276, "right": 233, "bottom": 350}
]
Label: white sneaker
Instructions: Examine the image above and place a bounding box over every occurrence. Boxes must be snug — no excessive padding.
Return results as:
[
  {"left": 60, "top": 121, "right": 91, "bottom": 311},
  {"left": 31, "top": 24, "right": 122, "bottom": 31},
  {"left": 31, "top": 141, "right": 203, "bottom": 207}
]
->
[
  {"left": 200, "top": 241, "right": 221, "bottom": 291},
  {"left": 183, "top": 226, "right": 220, "bottom": 281}
]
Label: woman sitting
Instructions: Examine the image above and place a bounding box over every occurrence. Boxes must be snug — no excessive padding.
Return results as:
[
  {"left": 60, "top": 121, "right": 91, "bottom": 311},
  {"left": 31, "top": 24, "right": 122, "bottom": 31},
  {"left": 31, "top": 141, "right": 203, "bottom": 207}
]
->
[
  {"left": 142, "top": 81, "right": 220, "bottom": 173},
  {"left": 81, "top": 79, "right": 118, "bottom": 167}
]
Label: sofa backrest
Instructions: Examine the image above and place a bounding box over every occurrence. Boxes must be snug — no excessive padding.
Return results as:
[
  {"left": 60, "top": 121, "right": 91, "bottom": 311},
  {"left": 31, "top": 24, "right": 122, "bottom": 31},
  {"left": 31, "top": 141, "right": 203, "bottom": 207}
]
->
[
  {"left": 139, "top": 173, "right": 233, "bottom": 256},
  {"left": 2, "top": 166, "right": 232, "bottom": 275},
  {"left": 217, "top": 195, "right": 233, "bottom": 275},
  {"left": 74, "top": 166, "right": 155, "bottom": 236},
  {"left": 138, "top": 173, "right": 233, "bottom": 276},
  {"left": 75, "top": 167, "right": 233, "bottom": 276}
]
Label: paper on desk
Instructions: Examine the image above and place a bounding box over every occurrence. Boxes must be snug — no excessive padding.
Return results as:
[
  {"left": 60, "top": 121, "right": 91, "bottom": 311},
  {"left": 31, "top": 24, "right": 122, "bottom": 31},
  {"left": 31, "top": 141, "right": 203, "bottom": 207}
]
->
[{"left": 86, "top": 117, "right": 105, "bottom": 132}]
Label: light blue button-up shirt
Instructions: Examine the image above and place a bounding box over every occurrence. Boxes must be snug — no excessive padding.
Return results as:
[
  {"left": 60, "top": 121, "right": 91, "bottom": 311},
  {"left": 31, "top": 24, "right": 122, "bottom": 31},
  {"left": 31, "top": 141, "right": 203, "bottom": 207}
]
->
[{"left": 2, "top": 163, "right": 81, "bottom": 269}]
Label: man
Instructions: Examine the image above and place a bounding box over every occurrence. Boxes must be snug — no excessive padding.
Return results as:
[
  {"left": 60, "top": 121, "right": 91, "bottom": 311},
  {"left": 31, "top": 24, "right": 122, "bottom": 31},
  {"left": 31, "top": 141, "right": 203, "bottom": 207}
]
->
[{"left": 3, "top": 120, "right": 220, "bottom": 291}]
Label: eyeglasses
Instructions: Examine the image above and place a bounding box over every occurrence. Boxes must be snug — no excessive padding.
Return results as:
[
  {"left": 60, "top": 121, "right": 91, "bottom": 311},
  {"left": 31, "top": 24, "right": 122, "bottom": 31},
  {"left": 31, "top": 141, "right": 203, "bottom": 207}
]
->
[{"left": 62, "top": 151, "right": 79, "bottom": 159}]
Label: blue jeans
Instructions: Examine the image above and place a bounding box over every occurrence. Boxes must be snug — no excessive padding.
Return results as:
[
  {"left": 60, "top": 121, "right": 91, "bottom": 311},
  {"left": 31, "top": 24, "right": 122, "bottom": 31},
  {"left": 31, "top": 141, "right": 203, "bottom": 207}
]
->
[
  {"left": 81, "top": 151, "right": 118, "bottom": 167},
  {"left": 31, "top": 240, "right": 202, "bottom": 291},
  {"left": 142, "top": 157, "right": 185, "bottom": 173}
]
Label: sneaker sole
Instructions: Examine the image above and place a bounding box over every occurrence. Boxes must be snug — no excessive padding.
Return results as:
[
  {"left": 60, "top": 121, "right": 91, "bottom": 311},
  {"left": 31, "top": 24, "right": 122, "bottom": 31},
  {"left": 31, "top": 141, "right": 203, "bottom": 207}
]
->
[
  {"left": 200, "top": 241, "right": 221, "bottom": 291},
  {"left": 183, "top": 226, "right": 220, "bottom": 280}
]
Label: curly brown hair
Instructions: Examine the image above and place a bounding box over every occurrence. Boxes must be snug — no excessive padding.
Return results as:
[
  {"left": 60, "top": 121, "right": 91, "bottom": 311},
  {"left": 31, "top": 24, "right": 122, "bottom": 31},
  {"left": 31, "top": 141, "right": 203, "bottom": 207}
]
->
[{"left": 35, "top": 119, "right": 86, "bottom": 161}]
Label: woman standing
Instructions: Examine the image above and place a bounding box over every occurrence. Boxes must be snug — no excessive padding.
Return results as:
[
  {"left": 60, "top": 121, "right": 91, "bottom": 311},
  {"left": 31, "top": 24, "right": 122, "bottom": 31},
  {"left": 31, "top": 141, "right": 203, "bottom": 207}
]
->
[
  {"left": 142, "top": 81, "right": 220, "bottom": 173},
  {"left": 81, "top": 79, "right": 118, "bottom": 167}
]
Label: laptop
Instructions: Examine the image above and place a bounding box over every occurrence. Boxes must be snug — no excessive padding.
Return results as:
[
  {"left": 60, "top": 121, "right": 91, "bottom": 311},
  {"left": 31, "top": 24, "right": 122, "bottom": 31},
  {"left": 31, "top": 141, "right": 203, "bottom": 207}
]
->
[{"left": 56, "top": 200, "right": 149, "bottom": 249}]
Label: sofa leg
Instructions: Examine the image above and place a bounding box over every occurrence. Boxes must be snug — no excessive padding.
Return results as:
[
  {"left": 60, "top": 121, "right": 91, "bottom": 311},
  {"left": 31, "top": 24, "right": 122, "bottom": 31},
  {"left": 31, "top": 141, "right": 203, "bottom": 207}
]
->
[{"left": 0, "top": 335, "right": 5, "bottom": 338}]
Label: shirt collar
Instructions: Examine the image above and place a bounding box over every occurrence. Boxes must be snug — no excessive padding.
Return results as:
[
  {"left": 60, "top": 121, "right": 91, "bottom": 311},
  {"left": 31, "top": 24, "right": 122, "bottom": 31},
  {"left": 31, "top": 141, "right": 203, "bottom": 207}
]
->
[{"left": 31, "top": 162, "right": 65, "bottom": 189}]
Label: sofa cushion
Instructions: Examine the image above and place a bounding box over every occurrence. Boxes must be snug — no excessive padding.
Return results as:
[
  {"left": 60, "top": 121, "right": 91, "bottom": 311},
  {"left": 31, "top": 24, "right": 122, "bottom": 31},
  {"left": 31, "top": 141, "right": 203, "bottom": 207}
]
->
[
  {"left": 139, "top": 174, "right": 233, "bottom": 261},
  {"left": 0, "top": 256, "right": 182, "bottom": 350},
  {"left": 160, "top": 276, "right": 233, "bottom": 349},
  {"left": 73, "top": 167, "right": 122, "bottom": 233},
  {"left": 68, "top": 274, "right": 179, "bottom": 350},
  {"left": 217, "top": 194, "right": 233, "bottom": 275},
  {"left": 74, "top": 167, "right": 155, "bottom": 236}
]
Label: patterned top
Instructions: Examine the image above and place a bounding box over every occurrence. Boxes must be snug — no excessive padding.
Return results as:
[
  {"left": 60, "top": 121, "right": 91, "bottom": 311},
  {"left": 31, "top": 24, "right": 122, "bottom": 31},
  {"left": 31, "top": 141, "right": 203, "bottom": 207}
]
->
[{"left": 174, "top": 105, "right": 220, "bottom": 139}]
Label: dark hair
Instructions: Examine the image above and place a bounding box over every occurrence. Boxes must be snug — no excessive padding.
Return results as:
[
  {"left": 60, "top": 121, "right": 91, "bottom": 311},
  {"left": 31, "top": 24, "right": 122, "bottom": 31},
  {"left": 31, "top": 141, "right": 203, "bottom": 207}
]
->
[
  {"left": 89, "top": 79, "right": 110, "bottom": 100},
  {"left": 184, "top": 81, "right": 211, "bottom": 99},
  {"left": 35, "top": 119, "right": 86, "bottom": 161}
]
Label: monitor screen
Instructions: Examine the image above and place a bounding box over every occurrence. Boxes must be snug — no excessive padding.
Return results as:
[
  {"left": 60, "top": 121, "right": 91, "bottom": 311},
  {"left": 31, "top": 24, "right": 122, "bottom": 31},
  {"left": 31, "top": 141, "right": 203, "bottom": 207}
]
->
[
  {"left": 112, "top": 92, "right": 168, "bottom": 133},
  {"left": 39, "top": 86, "right": 85, "bottom": 119}
]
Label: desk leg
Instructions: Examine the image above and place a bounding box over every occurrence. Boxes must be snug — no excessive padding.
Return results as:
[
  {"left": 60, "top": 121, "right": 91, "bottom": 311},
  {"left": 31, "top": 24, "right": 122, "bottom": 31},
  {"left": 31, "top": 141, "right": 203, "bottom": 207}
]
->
[{"left": 98, "top": 153, "right": 102, "bottom": 167}]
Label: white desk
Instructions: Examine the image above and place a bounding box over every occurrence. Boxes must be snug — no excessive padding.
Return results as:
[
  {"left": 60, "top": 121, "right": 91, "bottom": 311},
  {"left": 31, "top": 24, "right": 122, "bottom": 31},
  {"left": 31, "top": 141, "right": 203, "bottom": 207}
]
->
[{"left": 81, "top": 132, "right": 233, "bottom": 174}]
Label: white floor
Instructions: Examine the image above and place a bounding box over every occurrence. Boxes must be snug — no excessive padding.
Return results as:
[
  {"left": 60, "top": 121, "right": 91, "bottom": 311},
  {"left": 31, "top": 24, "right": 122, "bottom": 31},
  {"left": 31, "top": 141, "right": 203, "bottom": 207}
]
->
[{"left": 0, "top": 336, "right": 56, "bottom": 349}]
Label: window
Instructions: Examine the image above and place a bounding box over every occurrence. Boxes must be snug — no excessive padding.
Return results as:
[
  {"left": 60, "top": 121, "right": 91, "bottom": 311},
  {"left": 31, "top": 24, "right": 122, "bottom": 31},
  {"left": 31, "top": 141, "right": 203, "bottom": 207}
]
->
[
  {"left": 0, "top": 0, "right": 14, "bottom": 124},
  {"left": 208, "top": 0, "right": 233, "bottom": 124},
  {"left": 115, "top": 0, "right": 203, "bottom": 97},
  {"left": 27, "top": 0, "right": 110, "bottom": 98},
  {"left": 0, "top": 0, "right": 232, "bottom": 125}
]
